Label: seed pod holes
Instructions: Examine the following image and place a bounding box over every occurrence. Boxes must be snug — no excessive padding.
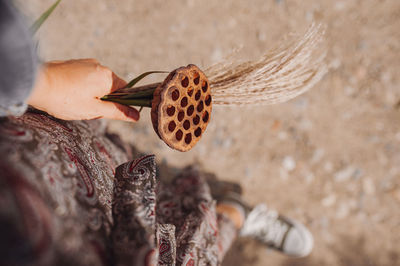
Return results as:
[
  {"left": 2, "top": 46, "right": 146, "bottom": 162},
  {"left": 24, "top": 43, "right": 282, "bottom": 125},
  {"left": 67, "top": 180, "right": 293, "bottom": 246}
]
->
[{"left": 151, "top": 64, "right": 212, "bottom": 151}]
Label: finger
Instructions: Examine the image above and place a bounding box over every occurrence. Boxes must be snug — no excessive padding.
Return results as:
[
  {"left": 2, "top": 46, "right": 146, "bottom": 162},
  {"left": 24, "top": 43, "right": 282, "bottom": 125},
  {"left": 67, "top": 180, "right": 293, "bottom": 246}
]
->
[
  {"left": 110, "top": 72, "right": 128, "bottom": 93},
  {"left": 71, "top": 58, "right": 99, "bottom": 65},
  {"left": 49, "top": 58, "right": 99, "bottom": 66},
  {"left": 81, "top": 58, "right": 99, "bottom": 64},
  {"left": 100, "top": 102, "right": 140, "bottom": 122}
]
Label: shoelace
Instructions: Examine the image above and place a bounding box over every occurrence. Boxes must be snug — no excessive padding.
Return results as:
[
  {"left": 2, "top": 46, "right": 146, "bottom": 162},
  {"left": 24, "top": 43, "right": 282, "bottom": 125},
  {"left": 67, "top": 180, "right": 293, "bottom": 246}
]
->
[{"left": 240, "top": 204, "right": 289, "bottom": 248}]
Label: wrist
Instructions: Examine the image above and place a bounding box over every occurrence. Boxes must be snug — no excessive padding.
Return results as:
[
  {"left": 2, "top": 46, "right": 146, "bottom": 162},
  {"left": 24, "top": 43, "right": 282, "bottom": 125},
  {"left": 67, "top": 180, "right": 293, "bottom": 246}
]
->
[{"left": 27, "top": 64, "right": 50, "bottom": 108}]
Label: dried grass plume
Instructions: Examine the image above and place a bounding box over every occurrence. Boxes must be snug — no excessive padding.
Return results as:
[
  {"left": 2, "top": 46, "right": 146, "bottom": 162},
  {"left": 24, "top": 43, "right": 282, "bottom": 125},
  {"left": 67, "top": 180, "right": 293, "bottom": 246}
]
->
[{"left": 206, "top": 23, "right": 327, "bottom": 105}]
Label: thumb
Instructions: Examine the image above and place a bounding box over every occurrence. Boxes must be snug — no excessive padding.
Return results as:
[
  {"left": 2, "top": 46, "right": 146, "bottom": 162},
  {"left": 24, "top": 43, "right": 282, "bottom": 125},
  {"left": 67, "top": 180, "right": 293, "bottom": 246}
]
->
[{"left": 100, "top": 102, "right": 140, "bottom": 122}]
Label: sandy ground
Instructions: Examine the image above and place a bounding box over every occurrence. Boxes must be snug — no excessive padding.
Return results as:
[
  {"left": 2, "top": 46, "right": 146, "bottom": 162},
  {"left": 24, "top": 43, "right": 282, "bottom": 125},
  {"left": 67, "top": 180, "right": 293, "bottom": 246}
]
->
[{"left": 17, "top": 0, "right": 400, "bottom": 265}]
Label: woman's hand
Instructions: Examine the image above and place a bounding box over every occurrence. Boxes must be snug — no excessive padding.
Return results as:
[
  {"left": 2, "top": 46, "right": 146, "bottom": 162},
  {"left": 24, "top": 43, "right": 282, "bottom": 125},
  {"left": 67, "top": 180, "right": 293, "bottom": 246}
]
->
[{"left": 27, "top": 59, "right": 139, "bottom": 122}]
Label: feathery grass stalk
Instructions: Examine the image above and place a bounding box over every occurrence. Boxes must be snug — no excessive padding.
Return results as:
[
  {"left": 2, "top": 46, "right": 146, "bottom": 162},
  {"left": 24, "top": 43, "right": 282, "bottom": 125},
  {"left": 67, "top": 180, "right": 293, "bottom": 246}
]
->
[
  {"left": 206, "top": 23, "right": 327, "bottom": 105},
  {"left": 101, "top": 23, "right": 326, "bottom": 108}
]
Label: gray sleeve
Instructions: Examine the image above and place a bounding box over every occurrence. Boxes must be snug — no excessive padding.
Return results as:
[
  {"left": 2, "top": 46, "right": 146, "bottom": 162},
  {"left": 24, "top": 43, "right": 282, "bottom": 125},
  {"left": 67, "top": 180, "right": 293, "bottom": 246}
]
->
[{"left": 0, "top": 0, "right": 37, "bottom": 116}]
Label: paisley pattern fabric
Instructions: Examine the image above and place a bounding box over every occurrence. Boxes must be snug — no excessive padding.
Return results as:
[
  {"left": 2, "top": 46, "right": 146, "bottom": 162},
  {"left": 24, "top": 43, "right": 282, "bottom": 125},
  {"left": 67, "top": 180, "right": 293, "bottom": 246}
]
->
[
  {"left": 112, "top": 155, "right": 158, "bottom": 266},
  {"left": 0, "top": 111, "right": 236, "bottom": 266}
]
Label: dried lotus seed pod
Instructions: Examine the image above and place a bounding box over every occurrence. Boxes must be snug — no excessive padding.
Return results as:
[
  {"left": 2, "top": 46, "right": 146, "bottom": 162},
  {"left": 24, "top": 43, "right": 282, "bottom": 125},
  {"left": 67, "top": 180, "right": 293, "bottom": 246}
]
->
[{"left": 151, "top": 64, "right": 212, "bottom": 152}]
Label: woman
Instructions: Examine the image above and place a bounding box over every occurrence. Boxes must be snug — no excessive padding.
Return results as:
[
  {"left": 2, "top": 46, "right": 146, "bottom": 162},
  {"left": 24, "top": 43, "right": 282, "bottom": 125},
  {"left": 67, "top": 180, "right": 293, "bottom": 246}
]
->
[{"left": 0, "top": 0, "right": 312, "bottom": 265}]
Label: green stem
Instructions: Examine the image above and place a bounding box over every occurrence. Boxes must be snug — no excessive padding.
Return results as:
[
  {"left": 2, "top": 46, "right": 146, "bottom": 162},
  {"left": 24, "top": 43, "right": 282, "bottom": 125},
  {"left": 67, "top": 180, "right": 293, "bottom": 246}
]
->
[
  {"left": 112, "top": 88, "right": 156, "bottom": 99},
  {"left": 111, "top": 83, "right": 159, "bottom": 95},
  {"left": 30, "top": 0, "right": 62, "bottom": 34},
  {"left": 101, "top": 97, "right": 152, "bottom": 108},
  {"left": 107, "top": 69, "right": 165, "bottom": 106},
  {"left": 101, "top": 82, "right": 160, "bottom": 108}
]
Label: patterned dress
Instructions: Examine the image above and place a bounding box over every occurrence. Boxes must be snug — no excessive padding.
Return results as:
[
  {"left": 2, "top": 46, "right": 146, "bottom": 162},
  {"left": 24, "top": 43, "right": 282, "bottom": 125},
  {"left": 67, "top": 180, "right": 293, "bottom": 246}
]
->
[{"left": 0, "top": 110, "right": 236, "bottom": 266}]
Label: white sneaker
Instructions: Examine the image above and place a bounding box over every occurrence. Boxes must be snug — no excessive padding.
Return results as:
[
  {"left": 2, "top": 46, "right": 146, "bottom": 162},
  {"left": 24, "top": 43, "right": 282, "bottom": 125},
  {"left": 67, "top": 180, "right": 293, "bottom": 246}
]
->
[{"left": 240, "top": 204, "right": 313, "bottom": 257}]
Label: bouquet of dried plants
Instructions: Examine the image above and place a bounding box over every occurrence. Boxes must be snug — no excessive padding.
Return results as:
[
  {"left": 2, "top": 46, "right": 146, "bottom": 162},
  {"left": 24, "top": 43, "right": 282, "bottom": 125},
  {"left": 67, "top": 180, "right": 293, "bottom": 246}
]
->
[{"left": 102, "top": 24, "right": 327, "bottom": 151}]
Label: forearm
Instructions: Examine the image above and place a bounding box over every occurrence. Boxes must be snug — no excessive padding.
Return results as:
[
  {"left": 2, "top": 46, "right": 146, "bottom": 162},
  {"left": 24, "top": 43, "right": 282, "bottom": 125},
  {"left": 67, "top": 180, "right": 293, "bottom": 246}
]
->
[{"left": 26, "top": 64, "right": 51, "bottom": 111}]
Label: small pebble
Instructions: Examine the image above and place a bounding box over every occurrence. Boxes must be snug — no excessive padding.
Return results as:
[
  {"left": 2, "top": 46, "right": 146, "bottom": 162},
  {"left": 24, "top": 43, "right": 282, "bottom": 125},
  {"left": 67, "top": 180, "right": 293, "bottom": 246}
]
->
[
  {"left": 330, "top": 58, "right": 341, "bottom": 69},
  {"left": 334, "top": 2, "right": 346, "bottom": 11},
  {"left": 304, "top": 171, "right": 315, "bottom": 184},
  {"left": 278, "top": 131, "right": 288, "bottom": 140},
  {"left": 344, "top": 86, "right": 356, "bottom": 96},
  {"left": 211, "top": 47, "right": 222, "bottom": 62},
  {"left": 282, "top": 156, "right": 296, "bottom": 171},
  {"left": 334, "top": 167, "right": 355, "bottom": 182},
  {"left": 322, "top": 194, "right": 336, "bottom": 207},
  {"left": 362, "top": 178, "right": 376, "bottom": 195},
  {"left": 257, "top": 31, "right": 267, "bottom": 41},
  {"left": 324, "top": 161, "right": 334, "bottom": 173},
  {"left": 336, "top": 203, "right": 350, "bottom": 219},
  {"left": 311, "top": 148, "right": 324, "bottom": 164}
]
